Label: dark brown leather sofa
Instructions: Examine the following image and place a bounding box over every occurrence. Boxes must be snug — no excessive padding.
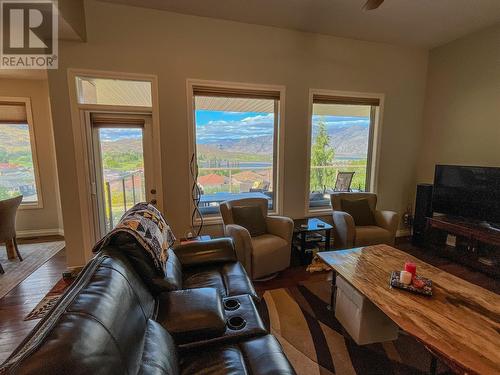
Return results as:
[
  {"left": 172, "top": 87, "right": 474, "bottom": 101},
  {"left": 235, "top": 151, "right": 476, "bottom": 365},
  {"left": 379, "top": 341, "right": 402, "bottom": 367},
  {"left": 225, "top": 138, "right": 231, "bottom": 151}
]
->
[{"left": 0, "top": 239, "right": 295, "bottom": 375}]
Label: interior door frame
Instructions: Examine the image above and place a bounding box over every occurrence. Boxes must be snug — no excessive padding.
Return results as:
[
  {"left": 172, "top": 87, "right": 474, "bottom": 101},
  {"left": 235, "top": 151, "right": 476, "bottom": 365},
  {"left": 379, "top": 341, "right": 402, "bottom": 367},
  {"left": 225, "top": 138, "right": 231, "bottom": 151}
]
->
[
  {"left": 67, "top": 69, "right": 163, "bottom": 264},
  {"left": 87, "top": 112, "right": 155, "bottom": 238}
]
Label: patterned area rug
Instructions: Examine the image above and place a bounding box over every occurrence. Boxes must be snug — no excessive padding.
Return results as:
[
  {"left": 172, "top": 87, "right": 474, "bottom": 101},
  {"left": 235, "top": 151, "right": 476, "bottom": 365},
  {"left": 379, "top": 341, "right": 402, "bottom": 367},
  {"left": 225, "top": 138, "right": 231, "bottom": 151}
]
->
[
  {"left": 24, "top": 277, "right": 72, "bottom": 321},
  {"left": 0, "top": 241, "right": 65, "bottom": 299},
  {"left": 260, "top": 281, "right": 451, "bottom": 375}
]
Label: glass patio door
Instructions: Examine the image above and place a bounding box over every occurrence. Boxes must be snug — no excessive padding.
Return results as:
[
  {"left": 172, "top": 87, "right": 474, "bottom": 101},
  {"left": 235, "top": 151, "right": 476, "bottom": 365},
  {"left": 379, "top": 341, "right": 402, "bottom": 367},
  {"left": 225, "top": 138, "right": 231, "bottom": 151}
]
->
[{"left": 89, "top": 113, "right": 156, "bottom": 237}]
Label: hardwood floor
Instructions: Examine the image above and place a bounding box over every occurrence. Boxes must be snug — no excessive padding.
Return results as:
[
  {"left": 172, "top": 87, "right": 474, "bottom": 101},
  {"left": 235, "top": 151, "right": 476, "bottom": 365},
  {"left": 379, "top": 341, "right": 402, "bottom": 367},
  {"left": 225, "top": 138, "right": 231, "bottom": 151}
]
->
[
  {"left": 0, "top": 236, "right": 497, "bottom": 365},
  {"left": 0, "top": 237, "right": 66, "bottom": 364}
]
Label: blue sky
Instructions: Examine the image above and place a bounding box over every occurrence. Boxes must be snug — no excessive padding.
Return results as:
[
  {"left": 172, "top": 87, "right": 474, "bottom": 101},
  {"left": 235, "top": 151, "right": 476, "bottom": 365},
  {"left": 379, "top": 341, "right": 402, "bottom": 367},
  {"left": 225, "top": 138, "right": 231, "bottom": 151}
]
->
[
  {"left": 196, "top": 110, "right": 274, "bottom": 143},
  {"left": 99, "top": 128, "right": 142, "bottom": 141},
  {"left": 96, "top": 111, "right": 370, "bottom": 143},
  {"left": 195, "top": 110, "right": 369, "bottom": 144}
]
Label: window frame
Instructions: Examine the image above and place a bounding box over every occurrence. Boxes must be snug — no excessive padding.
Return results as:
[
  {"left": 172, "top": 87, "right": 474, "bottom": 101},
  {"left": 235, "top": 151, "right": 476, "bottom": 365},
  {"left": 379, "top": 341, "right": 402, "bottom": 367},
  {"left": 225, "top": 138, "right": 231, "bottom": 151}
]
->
[
  {"left": 186, "top": 79, "right": 286, "bottom": 224},
  {"left": 75, "top": 76, "right": 153, "bottom": 107},
  {"left": 304, "top": 89, "right": 384, "bottom": 216},
  {"left": 67, "top": 68, "right": 163, "bottom": 261},
  {"left": 0, "top": 97, "right": 43, "bottom": 209}
]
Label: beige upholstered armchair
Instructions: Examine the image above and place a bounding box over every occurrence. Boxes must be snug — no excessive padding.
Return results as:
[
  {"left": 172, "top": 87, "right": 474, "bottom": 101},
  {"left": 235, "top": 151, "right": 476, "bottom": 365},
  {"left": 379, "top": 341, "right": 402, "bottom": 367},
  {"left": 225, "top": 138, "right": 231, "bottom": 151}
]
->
[
  {"left": 220, "top": 198, "right": 293, "bottom": 280},
  {"left": 0, "top": 195, "right": 24, "bottom": 274},
  {"left": 331, "top": 192, "right": 399, "bottom": 249}
]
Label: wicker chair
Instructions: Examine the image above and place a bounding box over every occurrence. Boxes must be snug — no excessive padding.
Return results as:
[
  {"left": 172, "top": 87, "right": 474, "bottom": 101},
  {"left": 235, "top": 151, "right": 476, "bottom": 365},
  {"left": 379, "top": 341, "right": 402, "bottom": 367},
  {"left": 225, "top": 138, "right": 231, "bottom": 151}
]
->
[{"left": 0, "top": 196, "right": 23, "bottom": 274}]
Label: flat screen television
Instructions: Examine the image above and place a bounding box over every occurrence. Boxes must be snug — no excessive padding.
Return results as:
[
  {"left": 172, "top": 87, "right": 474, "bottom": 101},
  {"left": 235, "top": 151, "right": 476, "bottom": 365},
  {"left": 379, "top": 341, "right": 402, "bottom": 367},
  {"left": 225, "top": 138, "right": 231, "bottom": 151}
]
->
[{"left": 432, "top": 165, "right": 500, "bottom": 225}]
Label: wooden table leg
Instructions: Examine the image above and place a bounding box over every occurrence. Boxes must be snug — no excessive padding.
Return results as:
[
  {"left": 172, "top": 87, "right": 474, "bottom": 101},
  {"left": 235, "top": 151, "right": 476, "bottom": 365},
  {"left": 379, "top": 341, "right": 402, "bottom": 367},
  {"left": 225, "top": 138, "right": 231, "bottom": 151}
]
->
[
  {"left": 5, "top": 239, "right": 16, "bottom": 260},
  {"left": 327, "top": 269, "right": 337, "bottom": 311},
  {"left": 429, "top": 355, "right": 437, "bottom": 375},
  {"left": 325, "top": 229, "right": 332, "bottom": 251}
]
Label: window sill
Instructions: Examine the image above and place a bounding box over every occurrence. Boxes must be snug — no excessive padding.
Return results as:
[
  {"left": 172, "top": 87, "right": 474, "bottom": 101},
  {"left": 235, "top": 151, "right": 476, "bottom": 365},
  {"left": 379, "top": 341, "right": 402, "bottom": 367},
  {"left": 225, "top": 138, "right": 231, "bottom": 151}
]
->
[
  {"left": 196, "top": 215, "right": 223, "bottom": 226},
  {"left": 19, "top": 202, "right": 43, "bottom": 210},
  {"left": 194, "top": 210, "right": 280, "bottom": 226},
  {"left": 305, "top": 208, "right": 333, "bottom": 217}
]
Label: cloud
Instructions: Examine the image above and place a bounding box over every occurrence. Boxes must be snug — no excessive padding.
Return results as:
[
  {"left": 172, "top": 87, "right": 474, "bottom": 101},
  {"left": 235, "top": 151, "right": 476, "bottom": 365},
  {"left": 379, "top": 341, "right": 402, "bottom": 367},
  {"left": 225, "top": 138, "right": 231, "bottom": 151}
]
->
[
  {"left": 195, "top": 113, "right": 369, "bottom": 144},
  {"left": 197, "top": 113, "right": 275, "bottom": 143},
  {"left": 241, "top": 113, "right": 274, "bottom": 123},
  {"left": 313, "top": 115, "right": 369, "bottom": 128},
  {"left": 99, "top": 128, "right": 142, "bottom": 141}
]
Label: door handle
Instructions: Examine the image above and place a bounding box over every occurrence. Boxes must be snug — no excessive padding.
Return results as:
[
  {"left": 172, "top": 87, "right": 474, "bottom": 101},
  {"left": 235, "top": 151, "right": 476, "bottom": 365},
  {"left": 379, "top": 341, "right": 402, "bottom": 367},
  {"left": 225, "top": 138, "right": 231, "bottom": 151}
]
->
[
  {"left": 150, "top": 189, "right": 156, "bottom": 194},
  {"left": 150, "top": 199, "right": 157, "bottom": 205}
]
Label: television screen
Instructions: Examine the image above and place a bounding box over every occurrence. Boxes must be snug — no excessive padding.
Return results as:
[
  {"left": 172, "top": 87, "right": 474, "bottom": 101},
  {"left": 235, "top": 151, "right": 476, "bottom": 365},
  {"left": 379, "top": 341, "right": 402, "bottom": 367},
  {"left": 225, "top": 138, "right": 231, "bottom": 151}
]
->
[{"left": 432, "top": 165, "right": 500, "bottom": 224}]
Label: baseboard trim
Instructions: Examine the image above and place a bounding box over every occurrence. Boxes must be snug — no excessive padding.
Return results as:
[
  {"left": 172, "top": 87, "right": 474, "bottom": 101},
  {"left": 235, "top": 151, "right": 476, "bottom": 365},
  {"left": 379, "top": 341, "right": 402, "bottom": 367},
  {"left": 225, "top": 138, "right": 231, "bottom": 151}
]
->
[{"left": 16, "top": 228, "right": 65, "bottom": 238}]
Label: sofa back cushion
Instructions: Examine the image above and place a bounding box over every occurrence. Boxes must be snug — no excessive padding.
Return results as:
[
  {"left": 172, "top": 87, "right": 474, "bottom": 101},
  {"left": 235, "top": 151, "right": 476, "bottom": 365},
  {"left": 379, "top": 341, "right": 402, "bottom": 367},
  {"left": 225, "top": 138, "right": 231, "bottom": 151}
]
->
[
  {"left": 161, "top": 249, "right": 183, "bottom": 291},
  {"left": 106, "top": 232, "right": 181, "bottom": 294},
  {"left": 0, "top": 249, "right": 159, "bottom": 374},
  {"left": 138, "top": 320, "right": 179, "bottom": 375}
]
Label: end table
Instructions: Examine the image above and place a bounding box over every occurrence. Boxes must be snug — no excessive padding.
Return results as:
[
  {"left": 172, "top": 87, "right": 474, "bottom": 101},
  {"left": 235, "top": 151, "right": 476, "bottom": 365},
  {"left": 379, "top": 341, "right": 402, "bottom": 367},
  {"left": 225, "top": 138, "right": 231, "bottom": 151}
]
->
[{"left": 293, "top": 218, "right": 333, "bottom": 264}]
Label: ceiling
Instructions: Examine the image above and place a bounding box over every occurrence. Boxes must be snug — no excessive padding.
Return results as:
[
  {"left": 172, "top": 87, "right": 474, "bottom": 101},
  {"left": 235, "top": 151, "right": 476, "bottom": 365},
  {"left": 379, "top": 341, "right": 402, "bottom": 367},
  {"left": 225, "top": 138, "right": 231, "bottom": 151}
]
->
[{"left": 100, "top": 0, "right": 500, "bottom": 48}]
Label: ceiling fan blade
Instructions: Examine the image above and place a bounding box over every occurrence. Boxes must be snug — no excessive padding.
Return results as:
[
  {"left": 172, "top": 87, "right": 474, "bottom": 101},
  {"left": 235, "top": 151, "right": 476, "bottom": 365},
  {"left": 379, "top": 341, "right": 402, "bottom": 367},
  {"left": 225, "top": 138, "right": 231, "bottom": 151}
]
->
[{"left": 363, "top": 0, "right": 384, "bottom": 10}]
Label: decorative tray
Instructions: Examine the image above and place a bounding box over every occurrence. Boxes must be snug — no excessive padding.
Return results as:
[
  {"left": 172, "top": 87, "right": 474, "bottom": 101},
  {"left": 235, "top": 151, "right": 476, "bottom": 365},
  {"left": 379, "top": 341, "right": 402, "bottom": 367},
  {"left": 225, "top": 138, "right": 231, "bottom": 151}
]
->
[{"left": 389, "top": 271, "right": 433, "bottom": 296}]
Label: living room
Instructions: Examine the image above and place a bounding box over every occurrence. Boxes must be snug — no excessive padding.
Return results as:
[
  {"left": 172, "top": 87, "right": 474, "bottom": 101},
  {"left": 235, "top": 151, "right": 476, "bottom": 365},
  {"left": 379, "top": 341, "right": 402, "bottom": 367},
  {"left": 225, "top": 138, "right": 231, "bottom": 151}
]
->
[{"left": 0, "top": 0, "right": 499, "bottom": 374}]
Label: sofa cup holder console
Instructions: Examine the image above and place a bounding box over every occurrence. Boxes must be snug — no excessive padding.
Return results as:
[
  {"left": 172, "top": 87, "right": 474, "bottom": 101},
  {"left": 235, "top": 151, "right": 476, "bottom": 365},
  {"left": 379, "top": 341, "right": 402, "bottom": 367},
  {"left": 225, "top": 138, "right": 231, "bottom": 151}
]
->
[
  {"left": 227, "top": 316, "right": 246, "bottom": 330},
  {"left": 223, "top": 298, "right": 241, "bottom": 311}
]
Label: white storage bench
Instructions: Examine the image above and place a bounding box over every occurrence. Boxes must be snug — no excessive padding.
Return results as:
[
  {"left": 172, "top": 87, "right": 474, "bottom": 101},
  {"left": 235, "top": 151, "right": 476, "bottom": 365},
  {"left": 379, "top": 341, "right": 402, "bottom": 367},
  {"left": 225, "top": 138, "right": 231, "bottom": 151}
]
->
[{"left": 335, "top": 275, "right": 399, "bottom": 345}]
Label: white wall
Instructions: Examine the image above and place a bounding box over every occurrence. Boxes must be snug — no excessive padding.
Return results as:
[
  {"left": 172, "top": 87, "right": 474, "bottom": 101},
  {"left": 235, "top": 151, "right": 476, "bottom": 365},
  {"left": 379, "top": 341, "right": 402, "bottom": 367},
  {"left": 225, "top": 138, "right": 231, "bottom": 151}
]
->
[
  {"left": 0, "top": 78, "right": 62, "bottom": 236},
  {"left": 48, "top": 0, "right": 428, "bottom": 267},
  {"left": 418, "top": 24, "right": 500, "bottom": 182}
]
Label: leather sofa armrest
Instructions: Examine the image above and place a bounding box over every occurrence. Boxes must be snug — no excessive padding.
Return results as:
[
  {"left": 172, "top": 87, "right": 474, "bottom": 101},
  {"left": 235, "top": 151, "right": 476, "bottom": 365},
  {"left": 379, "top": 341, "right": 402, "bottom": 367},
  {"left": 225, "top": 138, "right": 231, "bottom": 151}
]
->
[
  {"left": 173, "top": 238, "right": 237, "bottom": 268},
  {"left": 157, "top": 288, "right": 226, "bottom": 344},
  {"left": 224, "top": 224, "right": 253, "bottom": 277},
  {"left": 374, "top": 210, "right": 400, "bottom": 237},
  {"left": 265, "top": 216, "right": 294, "bottom": 242},
  {"left": 332, "top": 210, "right": 355, "bottom": 249}
]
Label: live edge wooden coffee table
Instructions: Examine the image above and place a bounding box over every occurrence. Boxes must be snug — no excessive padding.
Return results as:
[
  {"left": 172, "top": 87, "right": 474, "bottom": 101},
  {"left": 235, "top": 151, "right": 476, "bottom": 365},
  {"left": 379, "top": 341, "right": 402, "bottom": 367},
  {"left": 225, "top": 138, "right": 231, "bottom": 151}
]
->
[{"left": 317, "top": 244, "right": 500, "bottom": 375}]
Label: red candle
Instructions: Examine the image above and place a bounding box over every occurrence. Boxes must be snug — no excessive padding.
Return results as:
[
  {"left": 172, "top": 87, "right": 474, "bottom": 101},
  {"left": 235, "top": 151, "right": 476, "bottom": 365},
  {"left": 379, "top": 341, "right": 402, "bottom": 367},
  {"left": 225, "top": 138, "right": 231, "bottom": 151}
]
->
[{"left": 404, "top": 262, "right": 417, "bottom": 277}]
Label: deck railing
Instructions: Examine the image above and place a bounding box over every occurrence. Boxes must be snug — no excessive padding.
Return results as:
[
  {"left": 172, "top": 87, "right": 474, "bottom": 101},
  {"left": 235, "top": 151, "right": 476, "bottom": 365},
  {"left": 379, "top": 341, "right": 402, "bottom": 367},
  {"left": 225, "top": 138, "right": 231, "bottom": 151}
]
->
[
  {"left": 197, "top": 163, "right": 367, "bottom": 195},
  {"left": 104, "top": 170, "right": 145, "bottom": 230},
  {"left": 198, "top": 165, "right": 272, "bottom": 194}
]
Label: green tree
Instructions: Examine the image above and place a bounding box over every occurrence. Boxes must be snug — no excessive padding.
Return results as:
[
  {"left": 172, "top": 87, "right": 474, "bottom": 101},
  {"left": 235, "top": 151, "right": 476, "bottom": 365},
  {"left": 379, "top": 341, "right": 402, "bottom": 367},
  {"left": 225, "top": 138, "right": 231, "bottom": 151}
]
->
[{"left": 310, "top": 120, "right": 334, "bottom": 192}]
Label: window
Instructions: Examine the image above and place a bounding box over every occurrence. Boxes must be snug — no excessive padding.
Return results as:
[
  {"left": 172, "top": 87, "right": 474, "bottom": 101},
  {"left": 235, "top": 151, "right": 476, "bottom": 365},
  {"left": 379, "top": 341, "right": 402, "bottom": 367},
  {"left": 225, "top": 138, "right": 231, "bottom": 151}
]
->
[
  {"left": 91, "top": 118, "right": 148, "bottom": 234},
  {"left": 0, "top": 101, "right": 40, "bottom": 205},
  {"left": 308, "top": 93, "right": 379, "bottom": 211},
  {"left": 192, "top": 85, "right": 281, "bottom": 217},
  {"left": 75, "top": 76, "right": 152, "bottom": 107}
]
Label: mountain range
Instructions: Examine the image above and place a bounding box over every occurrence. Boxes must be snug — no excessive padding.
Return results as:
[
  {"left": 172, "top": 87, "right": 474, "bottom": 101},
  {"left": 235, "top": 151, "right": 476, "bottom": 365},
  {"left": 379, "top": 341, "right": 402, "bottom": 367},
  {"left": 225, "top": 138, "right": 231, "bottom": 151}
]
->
[{"left": 197, "top": 123, "right": 369, "bottom": 159}]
